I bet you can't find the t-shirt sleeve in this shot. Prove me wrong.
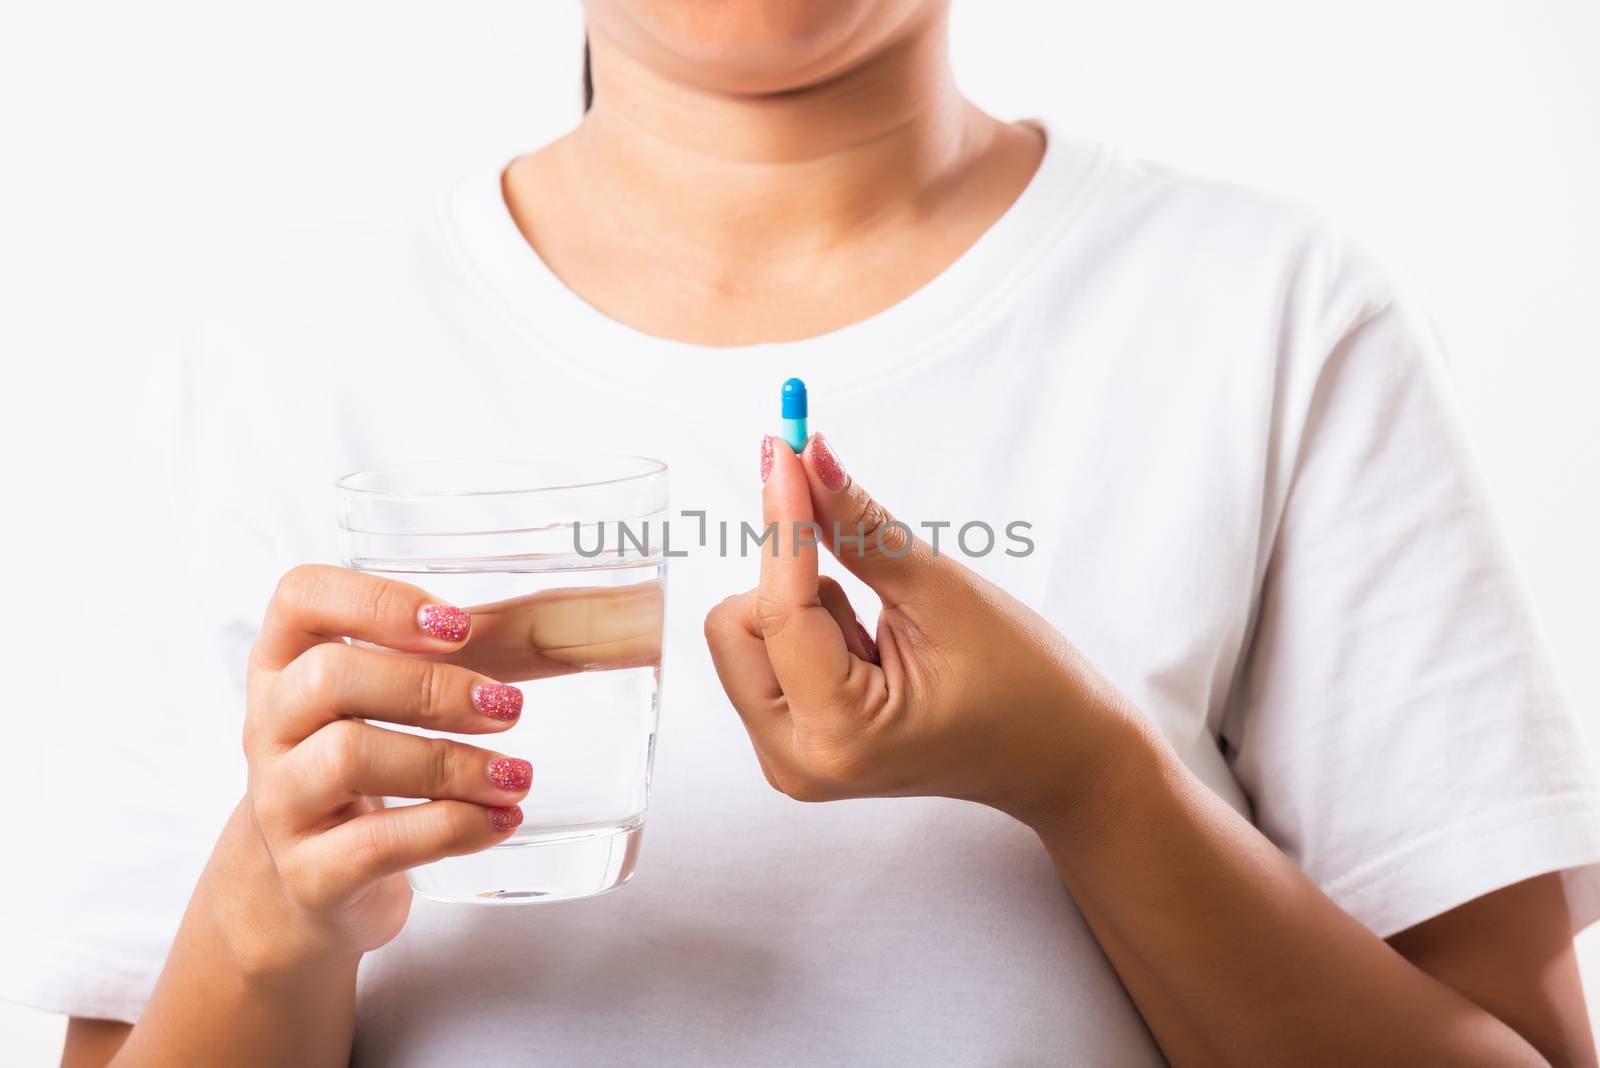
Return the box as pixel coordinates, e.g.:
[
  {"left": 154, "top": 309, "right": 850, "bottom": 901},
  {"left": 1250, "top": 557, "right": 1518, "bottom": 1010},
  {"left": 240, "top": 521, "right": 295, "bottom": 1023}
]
[
  {"left": 1221, "top": 264, "right": 1600, "bottom": 939},
  {"left": 0, "top": 340, "right": 278, "bottom": 1022}
]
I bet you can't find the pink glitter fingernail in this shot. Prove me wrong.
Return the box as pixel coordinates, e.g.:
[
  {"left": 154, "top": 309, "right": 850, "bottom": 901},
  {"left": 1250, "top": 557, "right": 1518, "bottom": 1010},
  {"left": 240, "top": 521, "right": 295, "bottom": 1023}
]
[
  {"left": 856, "top": 620, "right": 880, "bottom": 665},
  {"left": 759, "top": 435, "right": 774, "bottom": 484},
  {"left": 488, "top": 805, "right": 524, "bottom": 832},
  {"left": 811, "top": 434, "right": 848, "bottom": 492},
  {"left": 418, "top": 604, "right": 471, "bottom": 642},
  {"left": 472, "top": 683, "right": 523, "bottom": 721},
  {"left": 487, "top": 758, "right": 533, "bottom": 791}
]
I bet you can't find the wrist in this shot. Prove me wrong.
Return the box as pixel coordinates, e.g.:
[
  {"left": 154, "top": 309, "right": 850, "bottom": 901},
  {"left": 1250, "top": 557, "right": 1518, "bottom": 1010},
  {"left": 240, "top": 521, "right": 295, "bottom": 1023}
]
[
  {"left": 201, "top": 799, "right": 362, "bottom": 986},
  {"left": 123, "top": 798, "right": 362, "bottom": 1068},
  {"left": 1001, "top": 687, "right": 1172, "bottom": 841}
]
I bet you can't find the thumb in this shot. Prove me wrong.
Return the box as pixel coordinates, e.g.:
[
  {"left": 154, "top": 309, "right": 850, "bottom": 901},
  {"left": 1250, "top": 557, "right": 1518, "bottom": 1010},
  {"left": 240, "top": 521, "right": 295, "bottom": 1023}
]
[{"left": 800, "top": 433, "right": 944, "bottom": 605}]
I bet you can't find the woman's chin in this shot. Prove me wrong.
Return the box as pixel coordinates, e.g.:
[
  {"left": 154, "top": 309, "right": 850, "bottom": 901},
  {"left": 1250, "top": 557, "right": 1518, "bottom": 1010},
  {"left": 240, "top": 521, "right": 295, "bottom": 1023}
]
[{"left": 588, "top": 0, "right": 928, "bottom": 95}]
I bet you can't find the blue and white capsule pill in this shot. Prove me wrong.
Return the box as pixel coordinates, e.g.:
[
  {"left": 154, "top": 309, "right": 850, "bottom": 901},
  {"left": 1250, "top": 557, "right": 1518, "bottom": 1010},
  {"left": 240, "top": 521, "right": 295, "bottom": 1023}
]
[{"left": 781, "top": 377, "right": 808, "bottom": 452}]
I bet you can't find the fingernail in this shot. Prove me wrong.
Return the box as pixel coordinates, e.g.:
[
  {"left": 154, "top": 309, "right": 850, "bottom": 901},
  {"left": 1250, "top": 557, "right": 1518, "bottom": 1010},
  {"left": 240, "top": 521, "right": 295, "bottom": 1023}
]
[
  {"left": 488, "top": 805, "right": 524, "bottom": 832},
  {"left": 856, "top": 620, "right": 880, "bottom": 665},
  {"left": 472, "top": 683, "right": 523, "bottom": 721},
  {"left": 487, "top": 758, "right": 533, "bottom": 791},
  {"left": 811, "top": 434, "right": 848, "bottom": 492},
  {"left": 759, "top": 435, "right": 774, "bottom": 484},
  {"left": 418, "top": 604, "right": 471, "bottom": 642}
]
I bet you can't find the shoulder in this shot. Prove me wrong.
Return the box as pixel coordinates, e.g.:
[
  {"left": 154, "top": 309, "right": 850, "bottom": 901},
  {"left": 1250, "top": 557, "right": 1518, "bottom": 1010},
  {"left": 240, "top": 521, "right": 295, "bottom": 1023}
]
[
  {"left": 141, "top": 171, "right": 505, "bottom": 532},
  {"left": 165, "top": 168, "right": 510, "bottom": 414},
  {"left": 1047, "top": 131, "right": 1416, "bottom": 340},
  {"left": 189, "top": 180, "right": 469, "bottom": 352}
]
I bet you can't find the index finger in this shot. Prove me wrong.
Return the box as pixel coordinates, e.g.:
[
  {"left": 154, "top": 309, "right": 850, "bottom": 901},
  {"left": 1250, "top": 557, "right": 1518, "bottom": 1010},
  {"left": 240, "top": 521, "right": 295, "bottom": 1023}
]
[
  {"left": 759, "top": 437, "right": 821, "bottom": 613},
  {"left": 758, "top": 437, "right": 852, "bottom": 701},
  {"left": 252, "top": 564, "right": 471, "bottom": 673},
  {"left": 435, "top": 581, "right": 664, "bottom": 681}
]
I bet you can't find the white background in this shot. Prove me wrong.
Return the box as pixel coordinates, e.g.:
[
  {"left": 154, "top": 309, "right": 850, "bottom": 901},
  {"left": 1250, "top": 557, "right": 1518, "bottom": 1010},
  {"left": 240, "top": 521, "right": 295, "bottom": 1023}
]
[{"left": 2, "top": 0, "right": 1597, "bottom": 1061}]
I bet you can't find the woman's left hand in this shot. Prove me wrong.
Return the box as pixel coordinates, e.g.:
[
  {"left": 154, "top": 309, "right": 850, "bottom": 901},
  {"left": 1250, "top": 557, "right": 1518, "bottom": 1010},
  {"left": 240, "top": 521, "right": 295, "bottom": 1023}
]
[{"left": 704, "top": 435, "right": 1151, "bottom": 827}]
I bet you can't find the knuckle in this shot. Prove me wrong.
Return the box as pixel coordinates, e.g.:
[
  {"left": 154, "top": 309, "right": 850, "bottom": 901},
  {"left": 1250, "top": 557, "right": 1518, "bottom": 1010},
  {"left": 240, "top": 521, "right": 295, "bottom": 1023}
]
[
  {"left": 422, "top": 737, "right": 456, "bottom": 796},
  {"left": 272, "top": 564, "right": 326, "bottom": 612},
  {"left": 844, "top": 492, "right": 887, "bottom": 538},
  {"left": 399, "top": 802, "right": 465, "bottom": 862},
  {"left": 779, "top": 772, "right": 832, "bottom": 804},
  {"left": 793, "top": 722, "right": 873, "bottom": 793},
  {"left": 838, "top": 492, "right": 909, "bottom": 561},
  {"left": 251, "top": 782, "right": 294, "bottom": 836},
  {"left": 873, "top": 516, "right": 912, "bottom": 558},
  {"left": 313, "top": 719, "right": 366, "bottom": 793},
  {"left": 241, "top": 707, "right": 264, "bottom": 756},
  {"left": 750, "top": 751, "right": 834, "bottom": 804},
  {"left": 440, "top": 804, "right": 478, "bottom": 853},
  {"left": 755, "top": 759, "right": 783, "bottom": 793},
  {"left": 278, "top": 852, "right": 335, "bottom": 910},
  {"left": 808, "top": 744, "right": 870, "bottom": 790},
  {"left": 702, "top": 598, "right": 740, "bottom": 643},
  {"left": 292, "top": 644, "right": 343, "bottom": 713},
  {"left": 753, "top": 594, "right": 791, "bottom": 639},
  {"left": 413, "top": 660, "right": 447, "bottom": 726},
  {"left": 701, "top": 603, "right": 723, "bottom": 641},
  {"left": 356, "top": 578, "right": 404, "bottom": 629},
  {"left": 348, "top": 816, "right": 394, "bottom": 876}
]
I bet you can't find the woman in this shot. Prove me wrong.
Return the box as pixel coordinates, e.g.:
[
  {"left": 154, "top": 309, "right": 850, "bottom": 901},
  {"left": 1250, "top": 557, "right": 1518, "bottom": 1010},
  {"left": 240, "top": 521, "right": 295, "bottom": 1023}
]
[{"left": 19, "top": 1, "right": 1600, "bottom": 1064}]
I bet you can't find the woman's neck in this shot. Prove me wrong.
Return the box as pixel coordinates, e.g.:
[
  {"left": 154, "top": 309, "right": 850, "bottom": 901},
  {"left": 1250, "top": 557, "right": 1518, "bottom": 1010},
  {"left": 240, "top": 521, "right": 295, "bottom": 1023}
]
[
  {"left": 502, "top": 15, "right": 1044, "bottom": 345},
  {"left": 573, "top": 13, "right": 974, "bottom": 259}
]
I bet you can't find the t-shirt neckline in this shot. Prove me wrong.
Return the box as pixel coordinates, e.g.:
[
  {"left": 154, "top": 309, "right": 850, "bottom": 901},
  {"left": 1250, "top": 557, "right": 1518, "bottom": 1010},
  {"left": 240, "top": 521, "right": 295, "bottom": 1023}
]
[{"left": 442, "top": 120, "right": 1111, "bottom": 397}]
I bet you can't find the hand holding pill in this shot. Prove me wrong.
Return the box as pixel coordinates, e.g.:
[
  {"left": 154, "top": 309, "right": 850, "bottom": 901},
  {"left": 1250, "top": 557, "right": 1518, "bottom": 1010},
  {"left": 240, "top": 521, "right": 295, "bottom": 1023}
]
[{"left": 704, "top": 390, "right": 1153, "bottom": 826}]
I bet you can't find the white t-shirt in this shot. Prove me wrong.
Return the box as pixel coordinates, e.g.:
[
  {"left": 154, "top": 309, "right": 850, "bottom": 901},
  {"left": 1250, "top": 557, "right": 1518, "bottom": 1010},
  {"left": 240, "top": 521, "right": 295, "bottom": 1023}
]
[{"left": 6, "top": 126, "right": 1600, "bottom": 1066}]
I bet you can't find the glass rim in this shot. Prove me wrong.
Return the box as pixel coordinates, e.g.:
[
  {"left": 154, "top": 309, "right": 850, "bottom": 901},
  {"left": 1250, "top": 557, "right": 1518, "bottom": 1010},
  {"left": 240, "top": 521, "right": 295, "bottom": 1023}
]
[{"left": 333, "top": 454, "right": 669, "bottom": 501}]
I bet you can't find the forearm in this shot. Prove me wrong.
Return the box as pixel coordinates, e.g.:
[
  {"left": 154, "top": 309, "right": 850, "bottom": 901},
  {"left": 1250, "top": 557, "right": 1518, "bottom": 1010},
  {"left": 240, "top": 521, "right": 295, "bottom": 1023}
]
[
  {"left": 111, "top": 800, "right": 359, "bottom": 1068},
  {"left": 1032, "top": 723, "right": 1548, "bottom": 1068}
]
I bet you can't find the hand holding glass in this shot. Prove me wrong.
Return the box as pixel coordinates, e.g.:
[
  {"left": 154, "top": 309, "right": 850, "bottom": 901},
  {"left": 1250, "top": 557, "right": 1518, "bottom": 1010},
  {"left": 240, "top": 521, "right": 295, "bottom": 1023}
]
[{"left": 338, "top": 457, "right": 668, "bottom": 904}]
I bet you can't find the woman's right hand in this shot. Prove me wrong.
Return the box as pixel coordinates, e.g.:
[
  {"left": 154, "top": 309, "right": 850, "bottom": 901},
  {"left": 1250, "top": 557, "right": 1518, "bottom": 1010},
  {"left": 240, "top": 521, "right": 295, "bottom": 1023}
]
[{"left": 232, "top": 564, "right": 533, "bottom": 971}]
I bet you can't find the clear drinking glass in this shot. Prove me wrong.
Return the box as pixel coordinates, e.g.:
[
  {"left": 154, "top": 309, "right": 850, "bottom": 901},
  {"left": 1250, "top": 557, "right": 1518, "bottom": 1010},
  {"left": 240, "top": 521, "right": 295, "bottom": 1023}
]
[{"left": 336, "top": 456, "right": 668, "bottom": 904}]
